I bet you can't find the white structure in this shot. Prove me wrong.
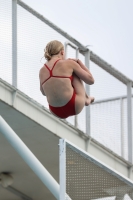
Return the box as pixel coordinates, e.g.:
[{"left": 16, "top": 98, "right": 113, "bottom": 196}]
[{"left": 0, "top": 0, "right": 133, "bottom": 199}]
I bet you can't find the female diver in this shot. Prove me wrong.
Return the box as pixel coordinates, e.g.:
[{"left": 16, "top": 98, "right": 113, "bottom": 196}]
[{"left": 39, "top": 40, "right": 95, "bottom": 119}]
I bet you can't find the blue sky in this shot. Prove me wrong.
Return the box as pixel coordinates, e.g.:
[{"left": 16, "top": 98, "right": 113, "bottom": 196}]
[{"left": 23, "top": 0, "right": 133, "bottom": 80}]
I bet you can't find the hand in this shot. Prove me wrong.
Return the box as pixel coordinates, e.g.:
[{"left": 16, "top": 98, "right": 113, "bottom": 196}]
[{"left": 68, "top": 58, "right": 79, "bottom": 63}]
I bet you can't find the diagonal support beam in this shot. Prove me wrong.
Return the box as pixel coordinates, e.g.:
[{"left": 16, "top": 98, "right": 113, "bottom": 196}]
[{"left": 0, "top": 116, "right": 59, "bottom": 200}]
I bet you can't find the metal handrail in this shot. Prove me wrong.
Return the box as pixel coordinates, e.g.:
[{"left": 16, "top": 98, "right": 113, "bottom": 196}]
[
  {"left": 11, "top": 0, "right": 133, "bottom": 163},
  {"left": 92, "top": 94, "right": 133, "bottom": 104},
  {"left": 17, "top": 0, "right": 133, "bottom": 87}
]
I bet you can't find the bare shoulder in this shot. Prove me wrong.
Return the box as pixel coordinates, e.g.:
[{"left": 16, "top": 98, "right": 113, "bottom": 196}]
[{"left": 59, "top": 59, "right": 78, "bottom": 68}]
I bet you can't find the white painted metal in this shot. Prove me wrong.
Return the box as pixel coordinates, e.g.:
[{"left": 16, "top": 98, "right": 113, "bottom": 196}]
[
  {"left": 65, "top": 139, "right": 133, "bottom": 187},
  {"left": 85, "top": 50, "right": 90, "bottom": 135},
  {"left": 75, "top": 48, "right": 79, "bottom": 61},
  {"left": 12, "top": 90, "right": 17, "bottom": 106},
  {"left": 0, "top": 116, "right": 60, "bottom": 200},
  {"left": 64, "top": 42, "right": 68, "bottom": 59},
  {"left": 93, "top": 94, "right": 133, "bottom": 104},
  {"left": 120, "top": 98, "right": 124, "bottom": 158},
  {"left": 90, "top": 51, "right": 133, "bottom": 86},
  {"left": 12, "top": 0, "right": 17, "bottom": 88},
  {"left": 61, "top": 139, "right": 133, "bottom": 200},
  {"left": 13, "top": 0, "right": 133, "bottom": 162},
  {"left": 74, "top": 48, "right": 79, "bottom": 129},
  {"left": 65, "top": 42, "right": 77, "bottom": 50},
  {"left": 0, "top": 79, "right": 133, "bottom": 180},
  {"left": 127, "top": 81, "right": 133, "bottom": 163},
  {"left": 59, "top": 139, "right": 66, "bottom": 200},
  {"left": 64, "top": 42, "right": 79, "bottom": 129},
  {"left": 129, "top": 166, "right": 133, "bottom": 179},
  {"left": 17, "top": 0, "right": 133, "bottom": 86},
  {"left": 17, "top": 0, "right": 85, "bottom": 52}
]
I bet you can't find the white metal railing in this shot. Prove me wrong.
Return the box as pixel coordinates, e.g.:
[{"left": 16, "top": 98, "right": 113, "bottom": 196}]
[
  {"left": 12, "top": 0, "right": 17, "bottom": 87},
  {"left": 2, "top": 0, "right": 133, "bottom": 163},
  {"left": 92, "top": 94, "right": 133, "bottom": 159},
  {"left": 64, "top": 42, "right": 91, "bottom": 135},
  {"left": 59, "top": 139, "right": 133, "bottom": 200},
  {"left": 64, "top": 41, "right": 133, "bottom": 162}
]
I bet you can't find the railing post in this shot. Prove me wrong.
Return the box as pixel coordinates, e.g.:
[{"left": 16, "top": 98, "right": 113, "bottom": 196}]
[
  {"left": 59, "top": 139, "right": 66, "bottom": 200},
  {"left": 64, "top": 42, "right": 68, "bottom": 59},
  {"left": 120, "top": 98, "right": 124, "bottom": 158},
  {"left": 127, "top": 81, "right": 133, "bottom": 163},
  {"left": 74, "top": 48, "right": 79, "bottom": 128},
  {"left": 85, "top": 50, "right": 90, "bottom": 135},
  {"left": 12, "top": 0, "right": 17, "bottom": 87}
]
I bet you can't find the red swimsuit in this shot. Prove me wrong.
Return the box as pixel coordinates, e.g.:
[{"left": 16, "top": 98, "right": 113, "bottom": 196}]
[{"left": 42, "top": 59, "right": 76, "bottom": 119}]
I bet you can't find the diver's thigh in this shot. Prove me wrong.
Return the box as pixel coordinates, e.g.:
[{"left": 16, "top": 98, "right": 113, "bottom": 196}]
[
  {"left": 72, "top": 74, "right": 85, "bottom": 97},
  {"left": 74, "top": 95, "right": 85, "bottom": 114}
]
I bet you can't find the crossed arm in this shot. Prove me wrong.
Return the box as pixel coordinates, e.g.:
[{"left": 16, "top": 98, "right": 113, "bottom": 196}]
[
  {"left": 39, "top": 58, "right": 94, "bottom": 96},
  {"left": 68, "top": 58, "right": 94, "bottom": 85}
]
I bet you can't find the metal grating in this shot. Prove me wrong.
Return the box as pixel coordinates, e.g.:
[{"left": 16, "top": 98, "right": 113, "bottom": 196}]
[
  {"left": 90, "top": 100, "right": 121, "bottom": 156},
  {"left": 65, "top": 142, "right": 133, "bottom": 200}
]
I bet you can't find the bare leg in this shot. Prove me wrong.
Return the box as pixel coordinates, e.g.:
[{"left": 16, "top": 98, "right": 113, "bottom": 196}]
[{"left": 72, "top": 74, "right": 94, "bottom": 114}]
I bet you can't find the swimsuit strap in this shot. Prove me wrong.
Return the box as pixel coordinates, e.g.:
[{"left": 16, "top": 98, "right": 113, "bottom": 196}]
[
  {"left": 44, "top": 59, "right": 61, "bottom": 77},
  {"left": 42, "top": 59, "right": 73, "bottom": 85},
  {"left": 51, "top": 59, "right": 61, "bottom": 72}
]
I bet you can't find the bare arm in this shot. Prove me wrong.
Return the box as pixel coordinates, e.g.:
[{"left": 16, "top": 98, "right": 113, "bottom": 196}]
[
  {"left": 68, "top": 59, "right": 94, "bottom": 85},
  {"left": 77, "top": 59, "right": 90, "bottom": 72},
  {"left": 39, "top": 69, "right": 46, "bottom": 96},
  {"left": 40, "top": 82, "right": 46, "bottom": 96}
]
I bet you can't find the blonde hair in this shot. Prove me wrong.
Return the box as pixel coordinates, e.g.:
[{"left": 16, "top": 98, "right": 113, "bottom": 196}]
[{"left": 44, "top": 40, "right": 64, "bottom": 61}]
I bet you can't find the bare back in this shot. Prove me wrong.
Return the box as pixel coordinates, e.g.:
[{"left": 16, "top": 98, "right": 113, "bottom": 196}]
[{"left": 39, "top": 59, "right": 74, "bottom": 107}]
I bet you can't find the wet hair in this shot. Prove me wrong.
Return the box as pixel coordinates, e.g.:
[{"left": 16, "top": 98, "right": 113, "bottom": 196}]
[{"left": 44, "top": 40, "right": 64, "bottom": 61}]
